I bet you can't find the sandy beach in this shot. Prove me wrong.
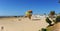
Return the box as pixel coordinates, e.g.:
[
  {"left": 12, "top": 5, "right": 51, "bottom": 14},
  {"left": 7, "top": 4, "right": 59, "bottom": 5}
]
[{"left": 0, "top": 16, "right": 48, "bottom": 31}]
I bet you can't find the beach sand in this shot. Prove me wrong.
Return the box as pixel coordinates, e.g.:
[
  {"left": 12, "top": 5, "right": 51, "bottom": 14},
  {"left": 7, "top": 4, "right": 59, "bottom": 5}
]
[{"left": 0, "top": 16, "right": 48, "bottom": 31}]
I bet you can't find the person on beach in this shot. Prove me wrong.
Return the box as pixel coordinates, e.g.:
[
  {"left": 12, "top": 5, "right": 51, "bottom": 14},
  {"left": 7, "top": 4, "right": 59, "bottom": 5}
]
[
  {"left": 25, "top": 10, "right": 33, "bottom": 19},
  {"left": 46, "top": 11, "right": 56, "bottom": 27},
  {"left": 46, "top": 16, "right": 60, "bottom": 31}
]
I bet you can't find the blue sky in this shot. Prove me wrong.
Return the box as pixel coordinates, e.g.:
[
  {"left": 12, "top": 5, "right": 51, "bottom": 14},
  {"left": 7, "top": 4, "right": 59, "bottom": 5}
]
[{"left": 0, "top": 0, "right": 60, "bottom": 16}]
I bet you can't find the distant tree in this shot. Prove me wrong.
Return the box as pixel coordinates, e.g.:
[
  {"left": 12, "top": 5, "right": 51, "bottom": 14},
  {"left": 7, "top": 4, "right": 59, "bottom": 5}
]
[
  {"left": 14, "top": 16, "right": 17, "bottom": 17},
  {"left": 44, "top": 13, "right": 46, "bottom": 15}
]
